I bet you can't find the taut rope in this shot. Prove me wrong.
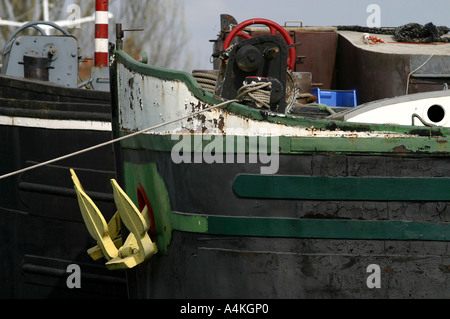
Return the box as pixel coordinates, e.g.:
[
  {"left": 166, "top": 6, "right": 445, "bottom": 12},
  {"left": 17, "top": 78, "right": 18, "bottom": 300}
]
[{"left": 0, "top": 99, "right": 238, "bottom": 180}]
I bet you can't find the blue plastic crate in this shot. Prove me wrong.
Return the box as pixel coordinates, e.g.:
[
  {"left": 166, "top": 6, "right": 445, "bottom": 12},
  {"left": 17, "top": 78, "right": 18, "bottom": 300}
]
[{"left": 311, "top": 88, "right": 357, "bottom": 107}]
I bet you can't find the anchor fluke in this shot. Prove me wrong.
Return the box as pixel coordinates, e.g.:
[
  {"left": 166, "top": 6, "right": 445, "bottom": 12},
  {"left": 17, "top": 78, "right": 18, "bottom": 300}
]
[{"left": 70, "top": 169, "right": 157, "bottom": 270}]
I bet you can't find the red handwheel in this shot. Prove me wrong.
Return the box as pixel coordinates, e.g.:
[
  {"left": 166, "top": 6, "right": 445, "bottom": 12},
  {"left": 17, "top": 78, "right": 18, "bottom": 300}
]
[{"left": 222, "top": 18, "right": 296, "bottom": 71}]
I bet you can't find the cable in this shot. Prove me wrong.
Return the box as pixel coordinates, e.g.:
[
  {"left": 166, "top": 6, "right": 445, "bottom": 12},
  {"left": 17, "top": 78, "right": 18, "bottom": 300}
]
[
  {"left": 406, "top": 54, "right": 435, "bottom": 94},
  {"left": 0, "top": 99, "right": 238, "bottom": 180}
]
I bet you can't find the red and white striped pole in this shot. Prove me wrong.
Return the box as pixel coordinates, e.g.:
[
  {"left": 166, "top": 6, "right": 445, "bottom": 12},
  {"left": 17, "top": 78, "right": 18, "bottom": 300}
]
[{"left": 94, "top": 0, "right": 109, "bottom": 67}]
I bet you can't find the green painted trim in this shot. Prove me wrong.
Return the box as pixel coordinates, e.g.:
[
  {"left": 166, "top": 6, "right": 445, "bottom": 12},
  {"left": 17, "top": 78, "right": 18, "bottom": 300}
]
[
  {"left": 121, "top": 160, "right": 450, "bottom": 246},
  {"left": 114, "top": 50, "right": 450, "bottom": 138},
  {"left": 123, "top": 162, "right": 173, "bottom": 254},
  {"left": 171, "top": 212, "right": 208, "bottom": 233},
  {"left": 289, "top": 136, "right": 450, "bottom": 154},
  {"left": 233, "top": 174, "right": 450, "bottom": 201},
  {"left": 118, "top": 132, "right": 450, "bottom": 156},
  {"left": 170, "top": 212, "right": 450, "bottom": 241}
]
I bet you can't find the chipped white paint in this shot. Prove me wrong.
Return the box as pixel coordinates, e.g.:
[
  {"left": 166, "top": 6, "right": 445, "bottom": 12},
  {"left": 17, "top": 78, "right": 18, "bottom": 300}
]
[
  {"left": 118, "top": 63, "right": 419, "bottom": 139},
  {"left": 118, "top": 64, "right": 200, "bottom": 133}
]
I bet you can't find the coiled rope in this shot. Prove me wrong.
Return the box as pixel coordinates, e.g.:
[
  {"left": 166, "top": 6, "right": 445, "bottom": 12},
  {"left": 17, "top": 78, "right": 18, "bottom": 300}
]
[
  {"left": 192, "top": 70, "right": 218, "bottom": 93},
  {"left": 236, "top": 81, "right": 272, "bottom": 109},
  {"left": 0, "top": 99, "right": 238, "bottom": 180},
  {"left": 338, "top": 23, "right": 450, "bottom": 43},
  {"left": 193, "top": 70, "right": 273, "bottom": 109}
]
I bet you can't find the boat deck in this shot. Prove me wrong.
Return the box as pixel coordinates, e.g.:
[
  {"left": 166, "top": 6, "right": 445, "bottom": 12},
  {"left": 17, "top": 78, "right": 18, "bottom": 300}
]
[{"left": 338, "top": 30, "right": 450, "bottom": 55}]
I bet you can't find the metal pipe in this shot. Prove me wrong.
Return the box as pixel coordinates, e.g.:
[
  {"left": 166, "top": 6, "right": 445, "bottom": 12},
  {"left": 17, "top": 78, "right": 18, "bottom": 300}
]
[{"left": 95, "top": 0, "right": 109, "bottom": 67}]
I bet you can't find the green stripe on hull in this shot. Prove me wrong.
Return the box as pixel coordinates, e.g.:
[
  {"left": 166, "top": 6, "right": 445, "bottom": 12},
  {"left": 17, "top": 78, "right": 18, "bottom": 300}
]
[
  {"left": 289, "top": 136, "right": 450, "bottom": 154},
  {"left": 180, "top": 214, "right": 450, "bottom": 241},
  {"left": 122, "top": 161, "right": 450, "bottom": 255},
  {"left": 168, "top": 211, "right": 450, "bottom": 241},
  {"left": 118, "top": 131, "right": 450, "bottom": 155},
  {"left": 233, "top": 174, "right": 450, "bottom": 201}
]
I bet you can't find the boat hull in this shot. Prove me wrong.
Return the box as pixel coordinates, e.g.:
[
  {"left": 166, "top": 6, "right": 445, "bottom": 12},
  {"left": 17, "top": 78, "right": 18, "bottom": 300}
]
[
  {"left": 110, "top": 47, "right": 450, "bottom": 298},
  {"left": 119, "top": 147, "right": 450, "bottom": 299},
  {"left": 0, "top": 75, "right": 127, "bottom": 298},
  {"left": 128, "top": 232, "right": 450, "bottom": 298}
]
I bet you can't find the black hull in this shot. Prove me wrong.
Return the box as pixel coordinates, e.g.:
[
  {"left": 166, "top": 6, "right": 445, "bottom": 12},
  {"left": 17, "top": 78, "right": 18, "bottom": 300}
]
[
  {"left": 122, "top": 149, "right": 450, "bottom": 299},
  {"left": 128, "top": 232, "right": 450, "bottom": 299},
  {"left": 124, "top": 149, "right": 450, "bottom": 221},
  {"left": 0, "top": 76, "right": 127, "bottom": 298}
]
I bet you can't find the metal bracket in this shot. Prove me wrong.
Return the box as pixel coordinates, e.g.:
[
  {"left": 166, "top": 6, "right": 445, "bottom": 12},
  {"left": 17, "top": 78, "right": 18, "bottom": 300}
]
[
  {"left": 411, "top": 113, "right": 436, "bottom": 127},
  {"left": 115, "top": 23, "right": 144, "bottom": 50}
]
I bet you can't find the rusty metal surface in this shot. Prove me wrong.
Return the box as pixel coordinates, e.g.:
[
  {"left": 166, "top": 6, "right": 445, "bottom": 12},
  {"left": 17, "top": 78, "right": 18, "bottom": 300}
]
[
  {"left": 336, "top": 34, "right": 409, "bottom": 103},
  {"left": 248, "top": 30, "right": 338, "bottom": 90},
  {"left": 291, "top": 31, "right": 338, "bottom": 89}
]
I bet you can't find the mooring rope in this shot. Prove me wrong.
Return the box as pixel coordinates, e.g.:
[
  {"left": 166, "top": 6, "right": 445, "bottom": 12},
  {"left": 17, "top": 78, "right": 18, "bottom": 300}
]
[
  {"left": 0, "top": 99, "right": 238, "bottom": 180},
  {"left": 236, "top": 81, "right": 272, "bottom": 109},
  {"left": 192, "top": 71, "right": 218, "bottom": 93},
  {"left": 406, "top": 54, "right": 435, "bottom": 94}
]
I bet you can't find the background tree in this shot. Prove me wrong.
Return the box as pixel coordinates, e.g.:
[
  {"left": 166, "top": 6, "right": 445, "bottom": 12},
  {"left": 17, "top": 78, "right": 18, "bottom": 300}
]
[
  {"left": 111, "top": 0, "right": 191, "bottom": 71},
  {"left": 0, "top": 0, "right": 191, "bottom": 71}
]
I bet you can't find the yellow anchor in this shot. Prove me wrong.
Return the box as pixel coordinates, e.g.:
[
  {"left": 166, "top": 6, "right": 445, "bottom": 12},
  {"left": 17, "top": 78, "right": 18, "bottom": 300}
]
[{"left": 70, "top": 169, "right": 157, "bottom": 270}]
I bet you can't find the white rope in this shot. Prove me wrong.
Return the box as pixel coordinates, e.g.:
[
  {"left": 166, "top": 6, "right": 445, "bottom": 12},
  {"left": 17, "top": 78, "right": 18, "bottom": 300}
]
[
  {"left": 236, "top": 81, "right": 272, "bottom": 109},
  {"left": 0, "top": 99, "right": 238, "bottom": 180},
  {"left": 406, "top": 54, "right": 435, "bottom": 94},
  {"left": 192, "top": 71, "right": 218, "bottom": 93}
]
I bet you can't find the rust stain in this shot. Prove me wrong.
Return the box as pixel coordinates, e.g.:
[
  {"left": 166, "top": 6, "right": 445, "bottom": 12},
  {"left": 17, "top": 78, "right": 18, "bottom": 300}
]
[
  {"left": 439, "top": 265, "right": 450, "bottom": 273},
  {"left": 383, "top": 266, "right": 394, "bottom": 274},
  {"left": 341, "top": 258, "right": 357, "bottom": 270},
  {"left": 393, "top": 145, "right": 409, "bottom": 153},
  {"left": 436, "top": 139, "right": 448, "bottom": 151},
  {"left": 217, "top": 115, "right": 225, "bottom": 131},
  {"left": 272, "top": 255, "right": 279, "bottom": 266}
]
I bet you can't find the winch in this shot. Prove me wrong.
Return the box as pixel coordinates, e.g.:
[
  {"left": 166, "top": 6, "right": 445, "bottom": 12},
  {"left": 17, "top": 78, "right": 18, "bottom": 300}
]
[{"left": 214, "top": 18, "right": 297, "bottom": 113}]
